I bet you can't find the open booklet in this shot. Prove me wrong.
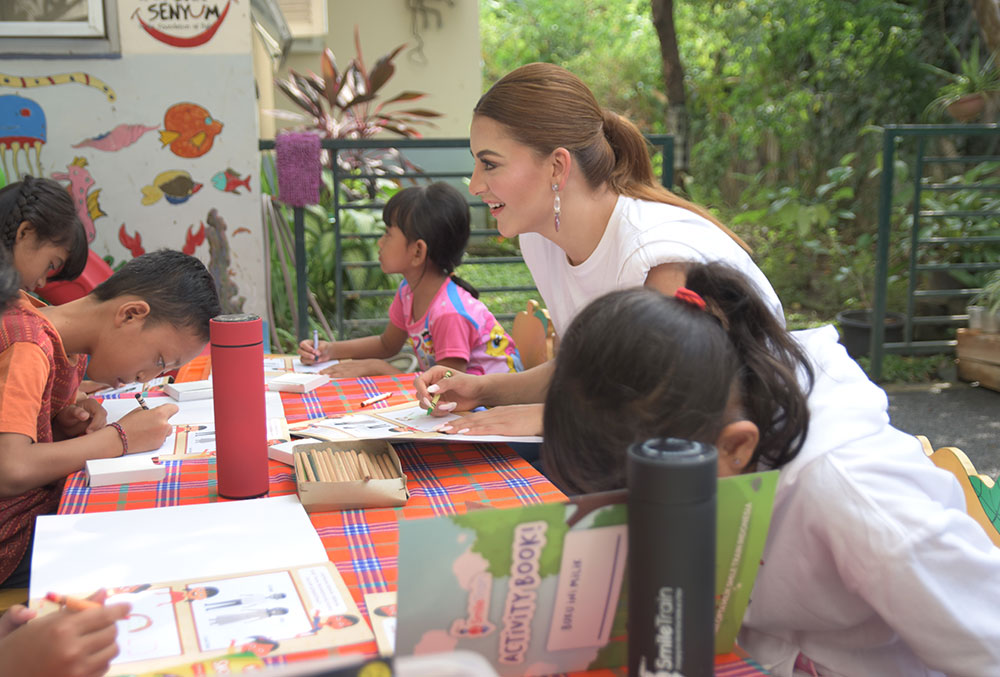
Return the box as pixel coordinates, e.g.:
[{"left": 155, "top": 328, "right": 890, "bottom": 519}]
[
  {"left": 290, "top": 402, "right": 543, "bottom": 445},
  {"left": 394, "top": 471, "right": 779, "bottom": 675},
  {"left": 29, "top": 496, "right": 373, "bottom": 676}
]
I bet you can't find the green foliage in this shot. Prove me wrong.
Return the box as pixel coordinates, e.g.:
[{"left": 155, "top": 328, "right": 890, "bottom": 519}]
[
  {"left": 915, "top": 161, "right": 1000, "bottom": 288},
  {"left": 855, "top": 353, "right": 956, "bottom": 382},
  {"left": 973, "top": 270, "right": 1000, "bottom": 313},
  {"left": 480, "top": 0, "right": 666, "bottom": 130}
]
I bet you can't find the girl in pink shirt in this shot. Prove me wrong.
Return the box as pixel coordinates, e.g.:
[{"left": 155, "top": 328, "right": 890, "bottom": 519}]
[{"left": 299, "top": 183, "right": 521, "bottom": 377}]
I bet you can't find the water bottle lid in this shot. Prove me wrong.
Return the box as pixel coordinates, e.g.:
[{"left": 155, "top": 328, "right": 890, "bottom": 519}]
[
  {"left": 627, "top": 438, "right": 717, "bottom": 503},
  {"left": 210, "top": 313, "right": 262, "bottom": 347}
]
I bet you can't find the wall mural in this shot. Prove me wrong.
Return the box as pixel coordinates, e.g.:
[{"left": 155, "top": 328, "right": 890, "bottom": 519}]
[
  {"left": 160, "top": 102, "right": 223, "bottom": 158},
  {"left": 0, "top": 70, "right": 116, "bottom": 181},
  {"left": 0, "top": 49, "right": 261, "bottom": 316},
  {"left": 73, "top": 124, "right": 159, "bottom": 152},
  {"left": 211, "top": 168, "right": 250, "bottom": 195},
  {"left": 51, "top": 157, "right": 104, "bottom": 242},
  {"left": 141, "top": 169, "right": 203, "bottom": 205}
]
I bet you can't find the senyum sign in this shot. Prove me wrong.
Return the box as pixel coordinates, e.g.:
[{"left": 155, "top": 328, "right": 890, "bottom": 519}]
[{"left": 131, "top": 0, "right": 236, "bottom": 48}]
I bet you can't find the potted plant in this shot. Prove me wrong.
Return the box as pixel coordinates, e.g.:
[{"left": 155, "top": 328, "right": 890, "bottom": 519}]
[
  {"left": 969, "top": 270, "right": 1000, "bottom": 333},
  {"left": 924, "top": 38, "right": 1000, "bottom": 122}
]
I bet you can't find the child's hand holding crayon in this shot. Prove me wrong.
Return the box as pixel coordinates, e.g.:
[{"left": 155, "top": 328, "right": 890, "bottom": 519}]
[
  {"left": 415, "top": 366, "right": 478, "bottom": 415},
  {"left": 0, "top": 596, "right": 131, "bottom": 677}
]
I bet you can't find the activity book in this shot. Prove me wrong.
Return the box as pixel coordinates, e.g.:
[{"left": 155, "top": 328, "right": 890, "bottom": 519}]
[{"left": 395, "top": 471, "right": 779, "bottom": 675}]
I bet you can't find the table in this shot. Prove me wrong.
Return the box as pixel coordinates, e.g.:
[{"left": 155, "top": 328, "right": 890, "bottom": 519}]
[{"left": 58, "top": 359, "right": 769, "bottom": 676}]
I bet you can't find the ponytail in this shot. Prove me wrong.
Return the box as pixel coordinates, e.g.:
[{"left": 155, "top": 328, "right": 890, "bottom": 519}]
[
  {"left": 475, "top": 63, "right": 751, "bottom": 252},
  {"left": 685, "top": 264, "right": 813, "bottom": 469},
  {"left": 449, "top": 273, "right": 479, "bottom": 299},
  {"left": 541, "top": 262, "right": 812, "bottom": 496}
]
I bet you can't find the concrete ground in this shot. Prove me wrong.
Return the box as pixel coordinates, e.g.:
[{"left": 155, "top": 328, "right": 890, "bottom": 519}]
[{"left": 885, "top": 381, "right": 1000, "bottom": 478}]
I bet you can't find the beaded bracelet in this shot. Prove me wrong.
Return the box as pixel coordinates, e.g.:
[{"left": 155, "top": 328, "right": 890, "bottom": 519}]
[{"left": 109, "top": 422, "right": 128, "bottom": 456}]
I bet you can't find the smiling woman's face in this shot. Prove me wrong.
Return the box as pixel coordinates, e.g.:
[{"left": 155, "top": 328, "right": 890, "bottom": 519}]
[{"left": 468, "top": 116, "right": 556, "bottom": 239}]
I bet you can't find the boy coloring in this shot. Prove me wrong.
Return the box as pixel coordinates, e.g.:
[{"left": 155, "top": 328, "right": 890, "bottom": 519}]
[{"left": 0, "top": 250, "right": 221, "bottom": 588}]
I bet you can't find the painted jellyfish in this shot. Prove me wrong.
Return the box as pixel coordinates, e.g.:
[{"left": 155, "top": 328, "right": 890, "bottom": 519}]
[{"left": 0, "top": 94, "right": 46, "bottom": 179}]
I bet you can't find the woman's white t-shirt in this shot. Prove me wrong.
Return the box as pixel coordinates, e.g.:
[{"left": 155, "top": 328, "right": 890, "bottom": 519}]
[{"left": 519, "top": 195, "right": 783, "bottom": 336}]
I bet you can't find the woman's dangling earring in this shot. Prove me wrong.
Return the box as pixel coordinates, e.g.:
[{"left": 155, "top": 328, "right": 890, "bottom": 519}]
[{"left": 552, "top": 183, "right": 561, "bottom": 232}]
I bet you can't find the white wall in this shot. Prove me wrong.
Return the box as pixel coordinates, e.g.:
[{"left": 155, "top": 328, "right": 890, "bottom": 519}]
[{"left": 0, "top": 0, "right": 266, "bottom": 316}]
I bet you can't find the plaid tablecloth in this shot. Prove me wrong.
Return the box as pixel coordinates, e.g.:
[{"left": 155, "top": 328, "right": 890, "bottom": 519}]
[{"left": 59, "top": 365, "right": 769, "bottom": 676}]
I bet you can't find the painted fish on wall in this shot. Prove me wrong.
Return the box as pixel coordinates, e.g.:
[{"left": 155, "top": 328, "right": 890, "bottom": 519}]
[
  {"left": 159, "top": 102, "right": 223, "bottom": 158},
  {"left": 211, "top": 168, "right": 251, "bottom": 195},
  {"left": 141, "top": 170, "right": 203, "bottom": 205},
  {"left": 73, "top": 123, "right": 159, "bottom": 152}
]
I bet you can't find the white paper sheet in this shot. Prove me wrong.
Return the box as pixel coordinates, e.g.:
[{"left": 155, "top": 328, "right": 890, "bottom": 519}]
[
  {"left": 292, "top": 357, "right": 339, "bottom": 373},
  {"left": 29, "top": 495, "right": 327, "bottom": 599},
  {"left": 294, "top": 404, "right": 542, "bottom": 444},
  {"left": 101, "top": 391, "right": 286, "bottom": 425}
]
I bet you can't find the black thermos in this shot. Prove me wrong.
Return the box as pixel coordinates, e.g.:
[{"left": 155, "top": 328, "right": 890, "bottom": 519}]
[{"left": 627, "top": 438, "right": 717, "bottom": 677}]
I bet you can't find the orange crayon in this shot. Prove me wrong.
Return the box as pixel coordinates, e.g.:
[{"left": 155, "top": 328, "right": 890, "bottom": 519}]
[{"left": 45, "top": 592, "right": 102, "bottom": 611}]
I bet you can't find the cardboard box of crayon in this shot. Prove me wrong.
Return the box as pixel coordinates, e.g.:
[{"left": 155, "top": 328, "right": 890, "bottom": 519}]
[{"left": 293, "top": 440, "right": 408, "bottom": 512}]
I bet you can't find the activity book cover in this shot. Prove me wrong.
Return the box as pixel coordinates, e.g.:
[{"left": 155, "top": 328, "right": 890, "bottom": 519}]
[{"left": 395, "top": 471, "right": 778, "bottom": 675}]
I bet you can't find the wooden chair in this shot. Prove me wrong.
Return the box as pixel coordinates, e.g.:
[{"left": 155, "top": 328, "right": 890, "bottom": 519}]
[
  {"left": 0, "top": 587, "right": 28, "bottom": 613},
  {"left": 511, "top": 300, "right": 555, "bottom": 370},
  {"left": 919, "top": 435, "right": 1000, "bottom": 548}
]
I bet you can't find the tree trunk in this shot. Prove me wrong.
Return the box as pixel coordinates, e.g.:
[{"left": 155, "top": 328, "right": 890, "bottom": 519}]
[
  {"left": 650, "top": 0, "right": 690, "bottom": 181},
  {"left": 972, "top": 0, "right": 1000, "bottom": 55}
]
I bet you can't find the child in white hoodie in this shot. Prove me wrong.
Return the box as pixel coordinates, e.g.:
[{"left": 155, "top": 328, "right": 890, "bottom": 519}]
[{"left": 541, "top": 263, "right": 1000, "bottom": 677}]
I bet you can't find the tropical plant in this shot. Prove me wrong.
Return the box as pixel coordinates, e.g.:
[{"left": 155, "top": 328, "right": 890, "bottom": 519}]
[
  {"left": 262, "top": 29, "right": 443, "bottom": 350},
  {"left": 924, "top": 38, "right": 1000, "bottom": 119},
  {"left": 270, "top": 27, "right": 442, "bottom": 199}
]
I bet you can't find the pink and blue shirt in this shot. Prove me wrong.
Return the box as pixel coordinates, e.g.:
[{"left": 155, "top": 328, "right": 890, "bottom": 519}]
[{"left": 389, "top": 278, "right": 522, "bottom": 375}]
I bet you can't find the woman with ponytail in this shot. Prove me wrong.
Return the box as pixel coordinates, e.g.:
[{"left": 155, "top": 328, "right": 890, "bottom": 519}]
[
  {"left": 416, "top": 62, "right": 780, "bottom": 437},
  {"left": 299, "top": 182, "right": 522, "bottom": 377},
  {"left": 0, "top": 175, "right": 87, "bottom": 293},
  {"left": 542, "top": 263, "right": 1000, "bottom": 676}
]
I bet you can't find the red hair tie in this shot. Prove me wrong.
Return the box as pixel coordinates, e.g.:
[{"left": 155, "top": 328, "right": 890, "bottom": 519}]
[{"left": 674, "top": 287, "right": 706, "bottom": 310}]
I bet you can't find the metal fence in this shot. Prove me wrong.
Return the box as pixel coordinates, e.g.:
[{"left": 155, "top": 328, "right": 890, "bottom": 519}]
[
  {"left": 871, "top": 124, "right": 1000, "bottom": 380},
  {"left": 260, "top": 135, "right": 674, "bottom": 339}
]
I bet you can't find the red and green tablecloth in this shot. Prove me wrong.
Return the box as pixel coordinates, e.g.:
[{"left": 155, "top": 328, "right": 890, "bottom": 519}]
[{"left": 58, "top": 360, "right": 769, "bottom": 676}]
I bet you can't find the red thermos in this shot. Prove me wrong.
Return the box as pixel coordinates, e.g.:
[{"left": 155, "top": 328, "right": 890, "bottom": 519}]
[{"left": 211, "top": 313, "right": 269, "bottom": 499}]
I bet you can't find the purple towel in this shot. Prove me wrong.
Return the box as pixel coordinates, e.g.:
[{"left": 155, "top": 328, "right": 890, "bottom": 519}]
[{"left": 275, "top": 131, "right": 321, "bottom": 206}]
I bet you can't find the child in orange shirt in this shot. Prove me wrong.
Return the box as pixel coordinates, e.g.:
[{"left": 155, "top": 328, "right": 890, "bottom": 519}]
[{"left": 0, "top": 249, "right": 222, "bottom": 588}]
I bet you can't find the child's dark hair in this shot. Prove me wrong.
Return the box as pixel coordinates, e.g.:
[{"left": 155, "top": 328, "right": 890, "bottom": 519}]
[
  {"left": 91, "top": 250, "right": 222, "bottom": 342},
  {"left": 382, "top": 182, "right": 479, "bottom": 297},
  {"left": 541, "top": 263, "right": 813, "bottom": 495},
  {"left": 0, "top": 250, "right": 21, "bottom": 312},
  {"left": 0, "top": 175, "right": 88, "bottom": 282}
]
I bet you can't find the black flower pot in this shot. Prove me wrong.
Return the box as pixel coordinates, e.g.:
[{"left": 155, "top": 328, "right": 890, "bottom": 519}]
[{"left": 835, "top": 310, "right": 906, "bottom": 358}]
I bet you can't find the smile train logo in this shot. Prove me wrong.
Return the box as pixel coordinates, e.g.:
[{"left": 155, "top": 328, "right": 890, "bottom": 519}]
[{"left": 131, "top": 0, "right": 235, "bottom": 48}]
